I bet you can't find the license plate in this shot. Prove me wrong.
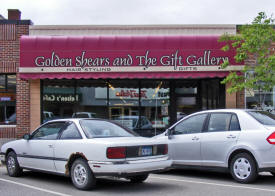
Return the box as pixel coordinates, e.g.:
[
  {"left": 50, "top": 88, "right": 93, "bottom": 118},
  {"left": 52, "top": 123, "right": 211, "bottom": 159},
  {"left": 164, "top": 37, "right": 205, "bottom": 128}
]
[{"left": 141, "top": 146, "right": 152, "bottom": 156}]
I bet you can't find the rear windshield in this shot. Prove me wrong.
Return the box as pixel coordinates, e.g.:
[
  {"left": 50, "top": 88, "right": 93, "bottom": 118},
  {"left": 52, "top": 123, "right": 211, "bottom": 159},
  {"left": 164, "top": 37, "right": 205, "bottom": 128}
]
[
  {"left": 80, "top": 119, "right": 136, "bottom": 138},
  {"left": 247, "top": 111, "right": 275, "bottom": 126}
]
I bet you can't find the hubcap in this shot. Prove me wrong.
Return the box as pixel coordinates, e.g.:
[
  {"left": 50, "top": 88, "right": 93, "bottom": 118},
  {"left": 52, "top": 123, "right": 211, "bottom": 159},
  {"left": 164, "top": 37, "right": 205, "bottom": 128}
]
[
  {"left": 73, "top": 164, "right": 87, "bottom": 186},
  {"left": 7, "top": 156, "right": 16, "bottom": 173},
  {"left": 233, "top": 157, "right": 251, "bottom": 180}
]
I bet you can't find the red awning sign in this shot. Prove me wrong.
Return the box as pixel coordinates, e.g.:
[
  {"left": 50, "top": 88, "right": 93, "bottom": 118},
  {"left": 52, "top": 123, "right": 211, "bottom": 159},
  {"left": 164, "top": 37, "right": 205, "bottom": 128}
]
[{"left": 20, "top": 35, "right": 244, "bottom": 79}]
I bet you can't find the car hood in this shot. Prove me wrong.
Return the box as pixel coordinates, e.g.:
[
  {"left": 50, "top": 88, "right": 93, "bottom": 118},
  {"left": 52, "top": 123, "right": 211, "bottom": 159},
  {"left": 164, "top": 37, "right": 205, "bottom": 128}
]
[{"left": 88, "top": 136, "right": 165, "bottom": 146}]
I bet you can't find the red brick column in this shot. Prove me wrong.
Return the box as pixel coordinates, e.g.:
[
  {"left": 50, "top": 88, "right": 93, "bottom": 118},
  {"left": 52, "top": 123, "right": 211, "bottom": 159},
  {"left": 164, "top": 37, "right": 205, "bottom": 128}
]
[{"left": 16, "top": 76, "right": 30, "bottom": 138}]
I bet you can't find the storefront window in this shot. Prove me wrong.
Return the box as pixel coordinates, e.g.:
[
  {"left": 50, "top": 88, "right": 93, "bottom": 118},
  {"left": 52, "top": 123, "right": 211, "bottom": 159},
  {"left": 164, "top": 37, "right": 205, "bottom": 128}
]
[
  {"left": 42, "top": 79, "right": 108, "bottom": 123},
  {"left": 175, "top": 80, "right": 198, "bottom": 117},
  {"left": 77, "top": 80, "right": 108, "bottom": 119},
  {"left": 0, "top": 74, "right": 16, "bottom": 125},
  {"left": 108, "top": 80, "right": 140, "bottom": 131},
  {"left": 201, "top": 79, "right": 225, "bottom": 110},
  {"left": 245, "top": 86, "right": 275, "bottom": 114},
  {"left": 140, "top": 80, "right": 170, "bottom": 135},
  {"left": 42, "top": 78, "right": 225, "bottom": 136}
]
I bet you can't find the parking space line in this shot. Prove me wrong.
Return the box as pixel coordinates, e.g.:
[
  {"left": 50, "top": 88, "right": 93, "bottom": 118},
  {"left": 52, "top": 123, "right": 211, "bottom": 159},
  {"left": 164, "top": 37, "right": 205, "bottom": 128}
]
[
  {"left": 150, "top": 176, "right": 275, "bottom": 193},
  {"left": 0, "top": 178, "right": 71, "bottom": 196}
]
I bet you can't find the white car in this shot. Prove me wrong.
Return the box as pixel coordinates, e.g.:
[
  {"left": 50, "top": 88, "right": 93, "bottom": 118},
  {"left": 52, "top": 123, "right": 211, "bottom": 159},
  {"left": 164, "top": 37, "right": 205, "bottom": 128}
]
[
  {"left": 155, "top": 109, "right": 275, "bottom": 183},
  {"left": 0, "top": 119, "right": 171, "bottom": 190}
]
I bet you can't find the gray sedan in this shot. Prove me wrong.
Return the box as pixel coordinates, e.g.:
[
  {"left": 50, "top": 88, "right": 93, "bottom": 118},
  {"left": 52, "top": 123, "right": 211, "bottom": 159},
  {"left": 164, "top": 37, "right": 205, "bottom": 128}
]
[{"left": 155, "top": 109, "right": 275, "bottom": 183}]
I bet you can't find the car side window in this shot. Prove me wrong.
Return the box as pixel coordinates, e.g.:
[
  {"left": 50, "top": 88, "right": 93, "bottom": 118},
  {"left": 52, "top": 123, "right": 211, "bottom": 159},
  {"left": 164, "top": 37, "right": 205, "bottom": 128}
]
[
  {"left": 60, "top": 122, "right": 82, "bottom": 139},
  {"left": 207, "top": 113, "right": 232, "bottom": 132},
  {"left": 229, "top": 114, "right": 241, "bottom": 131},
  {"left": 32, "top": 122, "right": 65, "bottom": 140},
  {"left": 173, "top": 114, "right": 207, "bottom": 135}
]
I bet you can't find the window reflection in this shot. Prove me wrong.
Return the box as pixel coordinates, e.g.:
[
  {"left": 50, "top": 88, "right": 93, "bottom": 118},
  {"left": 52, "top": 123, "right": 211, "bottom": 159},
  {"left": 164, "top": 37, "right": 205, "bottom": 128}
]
[
  {"left": 140, "top": 81, "right": 170, "bottom": 135},
  {"left": 0, "top": 74, "right": 16, "bottom": 125}
]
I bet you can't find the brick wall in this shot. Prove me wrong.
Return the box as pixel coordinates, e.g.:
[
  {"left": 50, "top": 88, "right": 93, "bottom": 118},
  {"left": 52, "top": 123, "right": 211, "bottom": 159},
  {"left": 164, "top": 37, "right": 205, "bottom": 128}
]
[{"left": 0, "top": 20, "right": 31, "bottom": 140}]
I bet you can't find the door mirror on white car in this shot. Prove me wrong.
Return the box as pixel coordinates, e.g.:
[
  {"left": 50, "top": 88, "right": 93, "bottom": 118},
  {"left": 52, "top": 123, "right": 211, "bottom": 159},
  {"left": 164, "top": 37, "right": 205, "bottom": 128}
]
[
  {"left": 23, "top": 134, "right": 30, "bottom": 140},
  {"left": 166, "top": 129, "right": 173, "bottom": 139}
]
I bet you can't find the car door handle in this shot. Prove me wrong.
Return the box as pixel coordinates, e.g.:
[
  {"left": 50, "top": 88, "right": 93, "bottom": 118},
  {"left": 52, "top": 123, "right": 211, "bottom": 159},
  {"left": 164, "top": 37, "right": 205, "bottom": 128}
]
[
  {"left": 227, "top": 135, "right": 237, "bottom": 139},
  {"left": 192, "top": 137, "right": 199, "bottom": 141},
  {"left": 48, "top": 144, "right": 53, "bottom": 148}
]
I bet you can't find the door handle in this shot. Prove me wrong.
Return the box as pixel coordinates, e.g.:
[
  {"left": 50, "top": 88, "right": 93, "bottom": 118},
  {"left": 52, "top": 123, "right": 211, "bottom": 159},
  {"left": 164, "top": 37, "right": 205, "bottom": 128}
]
[
  {"left": 192, "top": 137, "right": 199, "bottom": 141},
  {"left": 227, "top": 135, "right": 236, "bottom": 139},
  {"left": 48, "top": 144, "right": 53, "bottom": 148}
]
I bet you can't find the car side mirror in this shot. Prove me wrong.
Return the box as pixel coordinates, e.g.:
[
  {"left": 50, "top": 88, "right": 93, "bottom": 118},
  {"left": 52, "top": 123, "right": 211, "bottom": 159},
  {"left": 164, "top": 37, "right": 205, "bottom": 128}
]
[
  {"left": 166, "top": 129, "right": 173, "bottom": 140},
  {"left": 23, "top": 134, "right": 30, "bottom": 140}
]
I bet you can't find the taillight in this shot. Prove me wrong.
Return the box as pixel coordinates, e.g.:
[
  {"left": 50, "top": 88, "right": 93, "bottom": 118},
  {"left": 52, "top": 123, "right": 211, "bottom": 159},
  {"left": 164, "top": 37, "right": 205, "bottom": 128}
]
[
  {"left": 107, "top": 147, "right": 126, "bottom": 159},
  {"left": 164, "top": 144, "right": 168, "bottom": 154},
  {"left": 266, "top": 132, "right": 275, "bottom": 144}
]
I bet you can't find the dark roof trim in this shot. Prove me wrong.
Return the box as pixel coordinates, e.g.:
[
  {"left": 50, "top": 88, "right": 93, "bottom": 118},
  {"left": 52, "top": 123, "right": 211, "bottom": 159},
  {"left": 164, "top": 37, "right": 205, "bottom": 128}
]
[{"left": 0, "top": 20, "right": 33, "bottom": 25}]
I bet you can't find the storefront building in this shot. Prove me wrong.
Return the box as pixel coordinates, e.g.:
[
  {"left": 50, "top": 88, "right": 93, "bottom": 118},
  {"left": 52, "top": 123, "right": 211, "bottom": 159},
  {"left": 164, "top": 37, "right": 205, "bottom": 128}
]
[
  {"left": 19, "top": 32, "right": 244, "bottom": 136},
  {"left": 4, "top": 9, "right": 267, "bottom": 145}
]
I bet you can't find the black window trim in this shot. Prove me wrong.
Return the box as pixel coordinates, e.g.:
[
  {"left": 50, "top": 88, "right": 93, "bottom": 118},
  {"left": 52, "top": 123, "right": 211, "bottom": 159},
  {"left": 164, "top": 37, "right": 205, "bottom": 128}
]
[
  {"left": 57, "top": 121, "right": 83, "bottom": 140},
  {"left": 30, "top": 121, "right": 68, "bottom": 140},
  {"left": 204, "top": 112, "right": 241, "bottom": 133}
]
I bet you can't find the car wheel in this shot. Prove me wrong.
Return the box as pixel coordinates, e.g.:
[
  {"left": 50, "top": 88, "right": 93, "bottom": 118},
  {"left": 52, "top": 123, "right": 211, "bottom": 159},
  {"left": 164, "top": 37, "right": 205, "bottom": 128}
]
[
  {"left": 70, "top": 158, "right": 96, "bottom": 190},
  {"left": 6, "top": 151, "right": 23, "bottom": 177},
  {"left": 230, "top": 153, "right": 258, "bottom": 183},
  {"left": 128, "top": 174, "right": 149, "bottom": 183}
]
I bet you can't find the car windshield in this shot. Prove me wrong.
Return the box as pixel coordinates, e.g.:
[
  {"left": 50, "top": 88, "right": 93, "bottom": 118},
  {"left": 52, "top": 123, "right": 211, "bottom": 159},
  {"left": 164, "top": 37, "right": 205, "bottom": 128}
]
[
  {"left": 80, "top": 119, "right": 136, "bottom": 138},
  {"left": 247, "top": 111, "right": 275, "bottom": 126}
]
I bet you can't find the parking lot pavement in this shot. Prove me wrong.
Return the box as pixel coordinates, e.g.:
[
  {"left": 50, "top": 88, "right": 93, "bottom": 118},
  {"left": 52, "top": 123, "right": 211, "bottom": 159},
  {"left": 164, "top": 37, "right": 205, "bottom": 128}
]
[{"left": 1, "top": 166, "right": 275, "bottom": 196}]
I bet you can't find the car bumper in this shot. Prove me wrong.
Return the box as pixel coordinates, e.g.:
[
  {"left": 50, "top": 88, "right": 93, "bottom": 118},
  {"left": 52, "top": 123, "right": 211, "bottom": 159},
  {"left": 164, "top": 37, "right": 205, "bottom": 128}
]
[
  {"left": 0, "top": 152, "right": 5, "bottom": 165},
  {"left": 88, "top": 156, "right": 172, "bottom": 177}
]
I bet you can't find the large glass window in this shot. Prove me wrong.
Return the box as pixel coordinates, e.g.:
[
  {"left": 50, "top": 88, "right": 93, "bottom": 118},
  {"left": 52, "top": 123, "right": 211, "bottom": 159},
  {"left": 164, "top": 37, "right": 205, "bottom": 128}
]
[
  {"left": 246, "top": 86, "right": 275, "bottom": 115},
  {"left": 42, "top": 78, "right": 225, "bottom": 137},
  {"left": 108, "top": 80, "right": 139, "bottom": 130},
  {"left": 0, "top": 74, "right": 16, "bottom": 125},
  {"left": 42, "top": 79, "right": 108, "bottom": 123},
  {"left": 140, "top": 80, "right": 170, "bottom": 135}
]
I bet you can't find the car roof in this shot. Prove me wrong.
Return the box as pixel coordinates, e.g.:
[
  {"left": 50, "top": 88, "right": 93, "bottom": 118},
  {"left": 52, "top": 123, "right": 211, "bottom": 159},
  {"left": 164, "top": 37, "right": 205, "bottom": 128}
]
[{"left": 44, "top": 118, "right": 103, "bottom": 124}]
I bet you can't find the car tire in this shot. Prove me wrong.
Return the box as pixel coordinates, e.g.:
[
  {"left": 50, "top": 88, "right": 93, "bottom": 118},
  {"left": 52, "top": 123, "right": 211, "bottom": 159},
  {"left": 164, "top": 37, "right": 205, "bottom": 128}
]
[
  {"left": 70, "top": 158, "right": 96, "bottom": 190},
  {"left": 128, "top": 174, "right": 149, "bottom": 183},
  {"left": 6, "top": 151, "right": 23, "bottom": 177},
  {"left": 230, "top": 153, "right": 258, "bottom": 183}
]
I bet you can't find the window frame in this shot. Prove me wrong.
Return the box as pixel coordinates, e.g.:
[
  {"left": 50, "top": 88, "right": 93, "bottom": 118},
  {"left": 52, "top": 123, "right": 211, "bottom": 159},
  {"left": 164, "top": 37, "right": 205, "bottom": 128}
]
[{"left": 203, "top": 112, "right": 241, "bottom": 133}]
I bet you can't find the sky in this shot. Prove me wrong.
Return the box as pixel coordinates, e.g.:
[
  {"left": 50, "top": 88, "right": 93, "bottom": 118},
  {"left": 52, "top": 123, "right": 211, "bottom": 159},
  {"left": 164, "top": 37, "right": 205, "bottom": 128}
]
[{"left": 0, "top": 0, "right": 274, "bottom": 25}]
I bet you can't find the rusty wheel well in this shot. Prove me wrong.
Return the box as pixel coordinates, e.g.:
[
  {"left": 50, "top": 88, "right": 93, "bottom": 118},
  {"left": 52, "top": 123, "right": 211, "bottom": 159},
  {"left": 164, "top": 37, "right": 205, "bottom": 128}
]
[
  {"left": 228, "top": 149, "right": 259, "bottom": 170},
  {"left": 65, "top": 153, "right": 88, "bottom": 176}
]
